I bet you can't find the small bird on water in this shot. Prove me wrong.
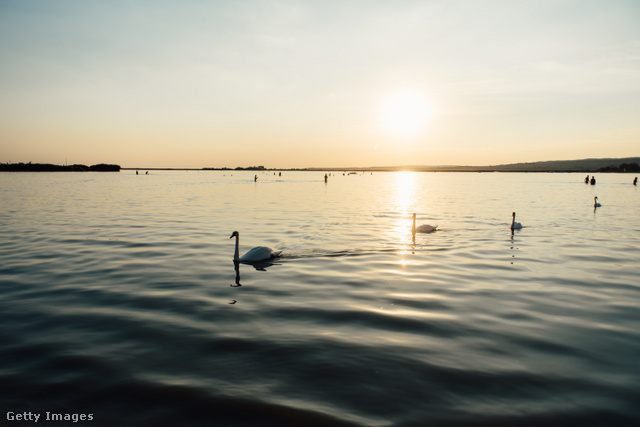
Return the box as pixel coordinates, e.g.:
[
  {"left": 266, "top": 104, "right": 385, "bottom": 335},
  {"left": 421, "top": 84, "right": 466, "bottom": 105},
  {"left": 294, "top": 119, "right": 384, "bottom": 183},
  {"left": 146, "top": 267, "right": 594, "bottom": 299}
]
[
  {"left": 510, "top": 212, "right": 523, "bottom": 230},
  {"left": 412, "top": 213, "right": 438, "bottom": 233},
  {"left": 230, "top": 231, "right": 282, "bottom": 263}
]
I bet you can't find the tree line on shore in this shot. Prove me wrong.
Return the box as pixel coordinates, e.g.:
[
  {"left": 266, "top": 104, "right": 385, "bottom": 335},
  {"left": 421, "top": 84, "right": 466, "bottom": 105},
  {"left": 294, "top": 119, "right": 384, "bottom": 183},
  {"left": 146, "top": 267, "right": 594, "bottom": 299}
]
[{"left": 0, "top": 163, "right": 121, "bottom": 172}]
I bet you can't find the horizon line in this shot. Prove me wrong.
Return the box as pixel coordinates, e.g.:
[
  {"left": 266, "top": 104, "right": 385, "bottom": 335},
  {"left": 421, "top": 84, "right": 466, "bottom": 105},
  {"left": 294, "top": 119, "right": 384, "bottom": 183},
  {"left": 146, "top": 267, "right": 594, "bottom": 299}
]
[{"left": 121, "top": 156, "right": 640, "bottom": 172}]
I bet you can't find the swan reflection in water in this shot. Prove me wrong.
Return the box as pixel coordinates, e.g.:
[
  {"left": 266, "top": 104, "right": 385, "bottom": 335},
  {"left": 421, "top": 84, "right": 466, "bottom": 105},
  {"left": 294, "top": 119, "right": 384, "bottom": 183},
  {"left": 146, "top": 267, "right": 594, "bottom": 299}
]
[
  {"left": 230, "top": 259, "right": 281, "bottom": 287},
  {"left": 510, "top": 228, "right": 520, "bottom": 263},
  {"left": 231, "top": 261, "right": 242, "bottom": 287}
]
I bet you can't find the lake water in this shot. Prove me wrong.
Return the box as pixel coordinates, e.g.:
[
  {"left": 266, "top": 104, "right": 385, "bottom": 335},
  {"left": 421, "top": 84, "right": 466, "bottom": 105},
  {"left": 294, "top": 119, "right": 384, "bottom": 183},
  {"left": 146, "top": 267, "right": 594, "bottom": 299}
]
[{"left": 1, "top": 171, "right": 639, "bottom": 426}]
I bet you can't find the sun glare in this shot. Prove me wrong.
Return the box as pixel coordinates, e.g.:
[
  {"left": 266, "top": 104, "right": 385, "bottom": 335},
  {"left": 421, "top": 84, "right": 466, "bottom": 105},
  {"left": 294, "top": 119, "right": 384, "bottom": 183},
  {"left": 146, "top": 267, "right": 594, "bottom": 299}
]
[{"left": 380, "top": 90, "right": 433, "bottom": 138}]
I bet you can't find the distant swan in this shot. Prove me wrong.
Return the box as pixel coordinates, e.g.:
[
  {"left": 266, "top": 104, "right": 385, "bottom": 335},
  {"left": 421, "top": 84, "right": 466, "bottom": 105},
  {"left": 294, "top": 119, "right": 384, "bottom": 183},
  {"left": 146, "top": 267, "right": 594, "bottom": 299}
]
[
  {"left": 412, "top": 213, "right": 438, "bottom": 233},
  {"left": 230, "top": 231, "right": 282, "bottom": 262},
  {"left": 510, "top": 212, "right": 523, "bottom": 230},
  {"left": 594, "top": 196, "right": 601, "bottom": 208}
]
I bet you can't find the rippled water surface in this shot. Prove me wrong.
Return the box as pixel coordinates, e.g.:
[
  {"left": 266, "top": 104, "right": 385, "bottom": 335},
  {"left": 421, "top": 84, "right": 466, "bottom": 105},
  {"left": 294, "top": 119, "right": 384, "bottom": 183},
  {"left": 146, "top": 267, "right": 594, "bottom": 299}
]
[{"left": 1, "top": 171, "right": 639, "bottom": 426}]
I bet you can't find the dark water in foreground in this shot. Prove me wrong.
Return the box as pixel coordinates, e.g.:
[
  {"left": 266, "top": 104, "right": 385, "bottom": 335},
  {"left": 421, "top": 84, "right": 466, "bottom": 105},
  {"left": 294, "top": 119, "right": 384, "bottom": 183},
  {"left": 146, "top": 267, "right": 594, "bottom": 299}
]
[{"left": 1, "top": 171, "right": 639, "bottom": 426}]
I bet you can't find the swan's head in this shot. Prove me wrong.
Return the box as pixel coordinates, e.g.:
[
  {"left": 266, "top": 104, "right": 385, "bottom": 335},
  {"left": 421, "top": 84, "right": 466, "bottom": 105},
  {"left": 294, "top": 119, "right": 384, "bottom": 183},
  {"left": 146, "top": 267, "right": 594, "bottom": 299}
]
[
  {"left": 512, "top": 212, "right": 516, "bottom": 217},
  {"left": 230, "top": 231, "right": 239, "bottom": 239}
]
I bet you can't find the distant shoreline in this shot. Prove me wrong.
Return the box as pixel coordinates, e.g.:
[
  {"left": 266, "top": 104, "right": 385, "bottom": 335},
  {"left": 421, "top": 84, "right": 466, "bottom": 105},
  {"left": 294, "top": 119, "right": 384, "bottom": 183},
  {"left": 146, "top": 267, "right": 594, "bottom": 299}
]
[
  {"left": 2, "top": 157, "right": 638, "bottom": 173},
  {"left": 124, "top": 156, "right": 640, "bottom": 173}
]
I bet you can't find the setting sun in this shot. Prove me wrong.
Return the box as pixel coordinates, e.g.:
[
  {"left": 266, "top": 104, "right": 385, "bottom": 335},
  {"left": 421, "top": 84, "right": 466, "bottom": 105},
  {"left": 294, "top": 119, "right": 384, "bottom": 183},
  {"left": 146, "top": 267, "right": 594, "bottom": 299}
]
[{"left": 380, "top": 90, "right": 433, "bottom": 138}]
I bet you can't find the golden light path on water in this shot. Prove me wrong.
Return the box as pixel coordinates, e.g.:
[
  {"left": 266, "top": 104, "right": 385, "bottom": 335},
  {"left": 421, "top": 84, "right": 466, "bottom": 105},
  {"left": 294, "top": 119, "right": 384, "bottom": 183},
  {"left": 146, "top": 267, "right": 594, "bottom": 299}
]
[{"left": 390, "top": 171, "right": 421, "bottom": 269}]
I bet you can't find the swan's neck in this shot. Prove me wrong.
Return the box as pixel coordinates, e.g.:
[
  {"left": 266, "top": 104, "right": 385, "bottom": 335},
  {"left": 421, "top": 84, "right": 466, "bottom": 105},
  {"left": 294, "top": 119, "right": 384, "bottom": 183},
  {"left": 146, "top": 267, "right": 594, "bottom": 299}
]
[
  {"left": 233, "top": 235, "right": 240, "bottom": 261},
  {"left": 412, "top": 214, "right": 416, "bottom": 234},
  {"left": 511, "top": 214, "right": 515, "bottom": 228}
]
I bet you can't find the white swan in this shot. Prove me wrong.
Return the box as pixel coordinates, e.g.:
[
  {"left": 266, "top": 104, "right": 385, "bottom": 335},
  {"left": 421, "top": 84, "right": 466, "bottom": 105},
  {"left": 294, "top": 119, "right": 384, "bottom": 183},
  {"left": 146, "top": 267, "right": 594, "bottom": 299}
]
[
  {"left": 230, "top": 231, "right": 282, "bottom": 262},
  {"left": 412, "top": 213, "right": 438, "bottom": 233},
  {"left": 594, "top": 196, "right": 601, "bottom": 208},
  {"left": 510, "top": 212, "right": 523, "bottom": 230}
]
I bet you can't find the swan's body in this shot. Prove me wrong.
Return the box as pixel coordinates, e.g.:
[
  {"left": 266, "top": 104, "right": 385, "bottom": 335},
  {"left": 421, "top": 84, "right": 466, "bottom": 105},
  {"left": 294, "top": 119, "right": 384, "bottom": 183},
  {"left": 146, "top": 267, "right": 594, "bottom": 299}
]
[
  {"left": 412, "top": 213, "right": 438, "bottom": 233},
  {"left": 510, "top": 212, "right": 522, "bottom": 230},
  {"left": 594, "top": 196, "right": 601, "bottom": 208},
  {"left": 230, "top": 231, "right": 281, "bottom": 262}
]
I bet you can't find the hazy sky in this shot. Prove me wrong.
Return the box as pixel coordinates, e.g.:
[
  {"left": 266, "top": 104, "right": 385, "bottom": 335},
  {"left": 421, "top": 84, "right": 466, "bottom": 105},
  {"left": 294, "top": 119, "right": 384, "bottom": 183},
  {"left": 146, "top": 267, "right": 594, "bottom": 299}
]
[{"left": 1, "top": 0, "right": 639, "bottom": 168}]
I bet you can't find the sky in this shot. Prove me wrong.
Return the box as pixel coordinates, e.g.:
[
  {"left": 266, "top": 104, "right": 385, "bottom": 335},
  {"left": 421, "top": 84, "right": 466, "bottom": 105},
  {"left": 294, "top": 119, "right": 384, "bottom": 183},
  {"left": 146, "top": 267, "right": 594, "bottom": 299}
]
[{"left": 1, "top": 0, "right": 639, "bottom": 169}]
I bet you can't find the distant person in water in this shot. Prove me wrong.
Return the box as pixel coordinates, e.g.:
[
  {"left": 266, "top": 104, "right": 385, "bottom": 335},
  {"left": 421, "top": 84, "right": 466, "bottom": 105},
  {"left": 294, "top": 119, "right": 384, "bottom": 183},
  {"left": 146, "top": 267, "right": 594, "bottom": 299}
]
[
  {"left": 254, "top": 175, "right": 257, "bottom": 182},
  {"left": 584, "top": 175, "right": 589, "bottom": 184},
  {"left": 590, "top": 176, "right": 596, "bottom": 185},
  {"left": 634, "top": 177, "right": 638, "bottom": 185},
  {"left": 136, "top": 170, "right": 138, "bottom": 175},
  {"left": 324, "top": 174, "right": 328, "bottom": 183},
  {"left": 146, "top": 171, "right": 148, "bottom": 175}
]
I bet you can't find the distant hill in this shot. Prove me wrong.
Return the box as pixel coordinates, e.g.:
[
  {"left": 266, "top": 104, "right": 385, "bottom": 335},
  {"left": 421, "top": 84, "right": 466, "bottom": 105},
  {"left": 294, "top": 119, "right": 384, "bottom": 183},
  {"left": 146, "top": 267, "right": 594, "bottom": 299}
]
[
  {"left": 478, "top": 157, "right": 640, "bottom": 172},
  {"left": 324, "top": 157, "right": 640, "bottom": 173}
]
